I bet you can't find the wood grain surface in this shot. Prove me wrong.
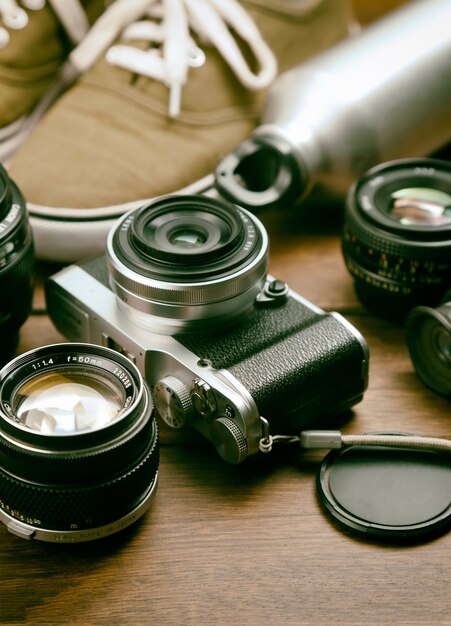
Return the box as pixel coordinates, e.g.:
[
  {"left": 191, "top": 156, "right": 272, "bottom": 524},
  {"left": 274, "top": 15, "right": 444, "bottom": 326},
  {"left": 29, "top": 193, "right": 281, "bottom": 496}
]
[{"left": 1, "top": 1, "right": 450, "bottom": 624}]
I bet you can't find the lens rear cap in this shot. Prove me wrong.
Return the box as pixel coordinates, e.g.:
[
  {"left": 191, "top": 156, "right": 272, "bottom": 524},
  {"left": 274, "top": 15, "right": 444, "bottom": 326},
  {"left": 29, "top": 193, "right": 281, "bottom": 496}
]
[{"left": 317, "top": 438, "right": 451, "bottom": 542}]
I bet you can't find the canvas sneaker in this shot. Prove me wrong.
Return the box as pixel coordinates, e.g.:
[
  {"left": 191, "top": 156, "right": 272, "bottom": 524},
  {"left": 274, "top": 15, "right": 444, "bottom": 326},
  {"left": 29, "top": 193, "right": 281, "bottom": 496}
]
[
  {"left": 0, "top": 0, "right": 110, "bottom": 162},
  {"left": 8, "top": 0, "right": 354, "bottom": 262}
]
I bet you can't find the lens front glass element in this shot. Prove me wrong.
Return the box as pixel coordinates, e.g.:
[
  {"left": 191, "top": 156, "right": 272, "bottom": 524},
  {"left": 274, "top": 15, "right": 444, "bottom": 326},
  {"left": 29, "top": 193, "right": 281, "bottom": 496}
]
[
  {"left": 134, "top": 200, "right": 245, "bottom": 269},
  {"left": 390, "top": 187, "right": 451, "bottom": 225},
  {"left": 168, "top": 226, "right": 208, "bottom": 249},
  {"left": 113, "top": 195, "right": 266, "bottom": 280},
  {"left": 13, "top": 370, "right": 124, "bottom": 434}
]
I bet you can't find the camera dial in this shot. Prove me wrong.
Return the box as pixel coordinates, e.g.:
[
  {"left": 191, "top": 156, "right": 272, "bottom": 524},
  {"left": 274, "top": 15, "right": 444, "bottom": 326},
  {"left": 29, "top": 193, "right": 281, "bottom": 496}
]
[
  {"left": 153, "top": 375, "right": 194, "bottom": 429},
  {"left": 153, "top": 374, "right": 248, "bottom": 464},
  {"left": 342, "top": 159, "right": 451, "bottom": 321}
]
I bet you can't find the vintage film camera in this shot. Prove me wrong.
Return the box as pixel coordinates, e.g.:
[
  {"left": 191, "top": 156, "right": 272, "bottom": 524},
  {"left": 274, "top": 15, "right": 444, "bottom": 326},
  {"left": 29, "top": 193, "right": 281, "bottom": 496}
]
[{"left": 46, "top": 193, "right": 369, "bottom": 464}]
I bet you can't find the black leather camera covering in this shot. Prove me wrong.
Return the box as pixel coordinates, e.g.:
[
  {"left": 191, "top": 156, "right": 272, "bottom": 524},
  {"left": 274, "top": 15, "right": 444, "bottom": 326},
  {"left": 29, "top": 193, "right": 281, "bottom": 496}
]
[{"left": 176, "top": 296, "right": 368, "bottom": 434}]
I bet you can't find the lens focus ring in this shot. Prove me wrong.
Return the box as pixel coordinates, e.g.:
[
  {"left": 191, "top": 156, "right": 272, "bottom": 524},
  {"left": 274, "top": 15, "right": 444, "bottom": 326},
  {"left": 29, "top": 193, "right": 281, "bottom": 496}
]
[{"left": 0, "top": 429, "right": 158, "bottom": 530}]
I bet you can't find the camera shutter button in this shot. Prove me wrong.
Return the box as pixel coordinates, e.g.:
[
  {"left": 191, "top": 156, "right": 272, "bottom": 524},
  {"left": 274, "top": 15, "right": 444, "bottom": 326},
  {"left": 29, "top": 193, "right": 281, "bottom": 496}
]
[
  {"left": 210, "top": 417, "right": 248, "bottom": 465},
  {"left": 190, "top": 379, "right": 217, "bottom": 417},
  {"left": 153, "top": 376, "right": 194, "bottom": 429}
]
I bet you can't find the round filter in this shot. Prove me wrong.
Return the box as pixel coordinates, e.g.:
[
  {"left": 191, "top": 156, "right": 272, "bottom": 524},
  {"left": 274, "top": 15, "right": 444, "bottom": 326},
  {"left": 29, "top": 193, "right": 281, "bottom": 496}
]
[{"left": 317, "top": 441, "right": 451, "bottom": 541}]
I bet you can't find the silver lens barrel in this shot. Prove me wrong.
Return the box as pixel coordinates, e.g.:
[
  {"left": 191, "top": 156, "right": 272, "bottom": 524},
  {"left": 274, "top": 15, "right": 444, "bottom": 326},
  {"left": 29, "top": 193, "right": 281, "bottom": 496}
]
[{"left": 106, "top": 195, "right": 269, "bottom": 330}]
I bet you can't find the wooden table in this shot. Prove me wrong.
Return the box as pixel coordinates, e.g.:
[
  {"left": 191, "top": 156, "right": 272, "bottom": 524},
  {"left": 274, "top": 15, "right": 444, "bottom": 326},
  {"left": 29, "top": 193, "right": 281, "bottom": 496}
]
[{"left": 1, "top": 1, "right": 450, "bottom": 624}]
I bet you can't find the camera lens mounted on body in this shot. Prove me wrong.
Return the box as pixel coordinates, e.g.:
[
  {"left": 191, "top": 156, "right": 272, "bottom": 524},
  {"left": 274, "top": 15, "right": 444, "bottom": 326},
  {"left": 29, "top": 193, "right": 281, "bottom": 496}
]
[
  {"left": 342, "top": 159, "right": 451, "bottom": 321},
  {"left": 0, "top": 164, "right": 34, "bottom": 364},
  {"left": 106, "top": 195, "right": 269, "bottom": 330},
  {"left": 0, "top": 343, "right": 159, "bottom": 542}
]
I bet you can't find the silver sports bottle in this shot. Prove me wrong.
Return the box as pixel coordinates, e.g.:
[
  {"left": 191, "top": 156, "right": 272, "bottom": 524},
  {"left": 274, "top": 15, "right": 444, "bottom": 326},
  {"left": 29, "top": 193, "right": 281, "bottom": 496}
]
[{"left": 215, "top": 0, "right": 451, "bottom": 209}]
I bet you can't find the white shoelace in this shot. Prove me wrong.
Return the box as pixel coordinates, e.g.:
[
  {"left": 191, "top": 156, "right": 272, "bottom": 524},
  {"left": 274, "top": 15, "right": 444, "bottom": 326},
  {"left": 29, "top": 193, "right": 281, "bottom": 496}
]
[
  {"left": 68, "top": 0, "right": 283, "bottom": 118},
  {"left": 0, "top": 0, "right": 90, "bottom": 49},
  {"left": 1, "top": 0, "right": 322, "bottom": 117},
  {"left": 0, "top": 0, "right": 41, "bottom": 48},
  {"left": 0, "top": 0, "right": 322, "bottom": 159}
]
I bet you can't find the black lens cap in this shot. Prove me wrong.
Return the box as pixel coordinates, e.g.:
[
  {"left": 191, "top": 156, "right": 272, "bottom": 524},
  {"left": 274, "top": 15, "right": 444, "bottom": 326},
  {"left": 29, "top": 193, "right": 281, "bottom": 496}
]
[{"left": 317, "top": 438, "right": 451, "bottom": 542}]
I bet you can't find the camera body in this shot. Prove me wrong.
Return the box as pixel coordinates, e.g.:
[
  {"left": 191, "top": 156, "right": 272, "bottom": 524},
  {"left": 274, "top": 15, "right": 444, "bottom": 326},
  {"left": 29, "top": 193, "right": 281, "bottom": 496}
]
[{"left": 46, "top": 196, "right": 369, "bottom": 463}]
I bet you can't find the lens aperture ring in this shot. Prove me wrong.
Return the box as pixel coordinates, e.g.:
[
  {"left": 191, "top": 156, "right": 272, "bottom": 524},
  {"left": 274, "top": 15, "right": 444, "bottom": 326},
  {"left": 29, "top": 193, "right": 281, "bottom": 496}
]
[
  {"left": 343, "top": 218, "right": 451, "bottom": 261},
  {"left": 342, "top": 224, "right": 450, "bottom": 288},
  {"left": 0, "top": 425, "right": 159, "bottom": 531}
]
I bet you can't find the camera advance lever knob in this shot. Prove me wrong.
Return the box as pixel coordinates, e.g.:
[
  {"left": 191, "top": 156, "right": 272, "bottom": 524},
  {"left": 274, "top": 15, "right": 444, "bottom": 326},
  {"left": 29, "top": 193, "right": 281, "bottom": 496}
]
[{"left": 153, "top": 376, "right": 194, "bottom": 429}]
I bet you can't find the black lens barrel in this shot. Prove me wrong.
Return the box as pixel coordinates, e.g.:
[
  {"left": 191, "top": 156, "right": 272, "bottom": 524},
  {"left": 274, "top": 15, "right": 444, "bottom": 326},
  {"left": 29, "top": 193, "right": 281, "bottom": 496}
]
[
  {"left": 343, "top": 159, "right": 451, "bottom": 321},
  {"left": 0, "top": 344, "right": 159, "bottom": 538},
  {"left": 0, "top": 165, "right": 34, "bottom": 364}
]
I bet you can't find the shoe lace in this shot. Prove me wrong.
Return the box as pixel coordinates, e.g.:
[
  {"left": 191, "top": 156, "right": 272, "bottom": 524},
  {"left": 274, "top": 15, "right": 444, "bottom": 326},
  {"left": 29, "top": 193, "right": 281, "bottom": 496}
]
[
  {"left": 0, "top": 0, "right": 39, "bottom": 48},
  {"left": 68, "top": 0, "right": 283, "bottom": 118},
  {"left": 0, "top": 0, "right": 92, "bottom": 50}
]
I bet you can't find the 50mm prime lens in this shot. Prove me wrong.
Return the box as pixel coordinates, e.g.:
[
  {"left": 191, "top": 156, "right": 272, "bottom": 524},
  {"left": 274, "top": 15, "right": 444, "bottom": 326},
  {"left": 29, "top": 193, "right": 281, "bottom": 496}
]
[
  {"left": 0, "top": 343, "right": 159, "bottom": 542},
  {"left": 343, "top": 159, "right": 451, "bottom": 321}
]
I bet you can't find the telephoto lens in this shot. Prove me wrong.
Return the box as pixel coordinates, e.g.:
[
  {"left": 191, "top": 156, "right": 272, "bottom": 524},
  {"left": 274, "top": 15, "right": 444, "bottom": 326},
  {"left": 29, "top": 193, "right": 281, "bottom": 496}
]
[
  {"left": 342, "top": 159, "right": 451, "bottom": 321},
  {"left": 0, "top": 164, "right": 34, "bottom": 364},
  {"left": 405, "top": 292, "right": 451, "bottom": 397},
  {"left": 0, "top": 343, "right": 159, "bottom": 542}
]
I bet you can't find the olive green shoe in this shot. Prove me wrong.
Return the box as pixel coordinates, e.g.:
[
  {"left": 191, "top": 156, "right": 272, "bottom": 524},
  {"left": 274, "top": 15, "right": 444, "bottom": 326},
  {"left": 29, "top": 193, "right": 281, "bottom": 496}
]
[
  {"left": 0, "top": 0, "right": 109, "bottom": 162},
  {"left": 9, "top": 0, "right": 354, "bottom": 262}
]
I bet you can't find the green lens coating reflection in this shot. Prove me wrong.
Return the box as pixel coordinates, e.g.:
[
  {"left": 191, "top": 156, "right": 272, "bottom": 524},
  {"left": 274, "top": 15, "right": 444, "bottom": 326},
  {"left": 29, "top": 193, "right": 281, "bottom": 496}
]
[{"left": 390, "top": 187, "right": 451, "bottom": 225}]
